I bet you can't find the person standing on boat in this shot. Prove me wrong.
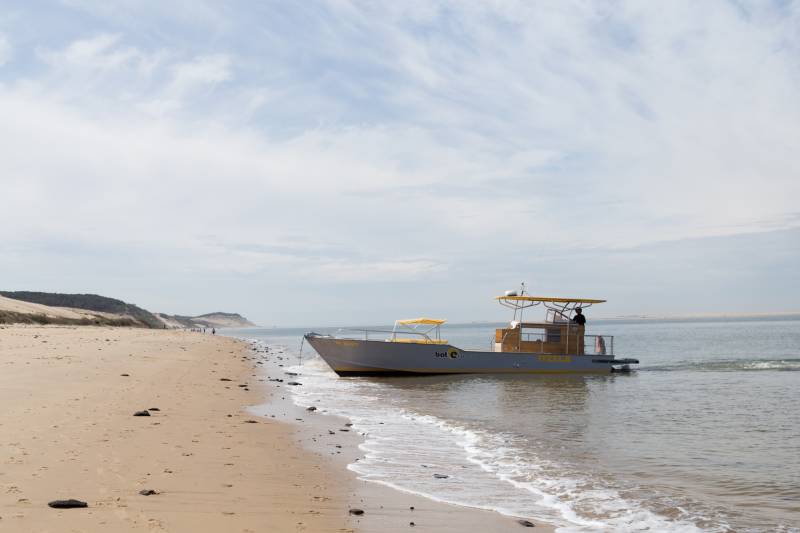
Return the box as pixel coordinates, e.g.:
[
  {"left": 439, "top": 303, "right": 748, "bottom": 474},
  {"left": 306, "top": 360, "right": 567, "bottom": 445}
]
[{"left": 572, "top": 307, "right": 587, "bottom": 355}]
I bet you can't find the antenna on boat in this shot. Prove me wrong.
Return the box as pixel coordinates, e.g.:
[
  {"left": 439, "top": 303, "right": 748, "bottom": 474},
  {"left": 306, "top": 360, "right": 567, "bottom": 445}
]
[{"left": 518, "top": 282, "right": 526, "bottom": 323}]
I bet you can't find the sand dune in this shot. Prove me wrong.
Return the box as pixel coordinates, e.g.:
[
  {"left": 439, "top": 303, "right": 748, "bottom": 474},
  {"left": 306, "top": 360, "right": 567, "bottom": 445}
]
[{"left": 0, "top": 295, "right": 96, "bottom": 320}]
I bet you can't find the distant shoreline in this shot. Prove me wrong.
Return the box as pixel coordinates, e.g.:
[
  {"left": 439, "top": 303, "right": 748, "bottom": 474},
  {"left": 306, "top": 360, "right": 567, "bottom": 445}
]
[{"left": 594, "top": 312, "right": 800, "bottom": 322}]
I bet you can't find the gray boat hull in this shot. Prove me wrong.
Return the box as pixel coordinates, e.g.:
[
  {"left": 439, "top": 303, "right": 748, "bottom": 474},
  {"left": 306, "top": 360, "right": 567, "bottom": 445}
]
[{"left": 305, "top": 334, "right": 636, "bottom": 375}]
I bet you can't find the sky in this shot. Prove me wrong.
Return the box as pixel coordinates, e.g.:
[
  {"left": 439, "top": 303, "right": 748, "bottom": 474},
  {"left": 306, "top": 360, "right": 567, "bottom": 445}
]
[{"left": 1, "top": 0, "right": 799, "bottom": 326}]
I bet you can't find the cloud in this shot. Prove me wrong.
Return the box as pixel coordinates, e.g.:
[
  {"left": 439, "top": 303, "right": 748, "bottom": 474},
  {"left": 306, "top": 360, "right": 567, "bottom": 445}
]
[
  {"left": 1, "top": 1, "right": 799, "bottom": 322},
  {"left": 167, "top": 54, "right": 231, "bottom": 93},
  {"left": 38, "top": 34, "right": 135, "bottom": 70}
]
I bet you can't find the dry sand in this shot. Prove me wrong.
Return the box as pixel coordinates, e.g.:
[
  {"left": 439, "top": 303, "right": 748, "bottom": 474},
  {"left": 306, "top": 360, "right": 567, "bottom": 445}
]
[{"left": 0, "top": 326, "right": 552, "bottom": 532}]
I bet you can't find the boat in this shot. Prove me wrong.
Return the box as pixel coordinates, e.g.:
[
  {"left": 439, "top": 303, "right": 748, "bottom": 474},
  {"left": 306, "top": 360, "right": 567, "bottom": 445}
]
[{"left": 304, "top": 289, "right": 639, "bottom": 376}]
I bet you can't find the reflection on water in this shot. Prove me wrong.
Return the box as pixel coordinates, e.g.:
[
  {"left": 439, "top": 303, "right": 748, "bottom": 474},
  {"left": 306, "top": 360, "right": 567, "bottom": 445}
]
[{"left": 231, "top": 319, "right": 800, "bottom": 532}]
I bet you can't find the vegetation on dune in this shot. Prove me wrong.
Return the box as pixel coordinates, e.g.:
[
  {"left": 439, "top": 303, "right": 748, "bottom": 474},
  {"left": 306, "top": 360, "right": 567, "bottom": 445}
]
[
  {"left": 194, "top": 312, "right": 246, "bottom": 319},
  {"left": 0, "top": 291, "right": 163, "bottom": 328},
  {"left": 0, "top": 310, "right": 141, "bottom": 327}
]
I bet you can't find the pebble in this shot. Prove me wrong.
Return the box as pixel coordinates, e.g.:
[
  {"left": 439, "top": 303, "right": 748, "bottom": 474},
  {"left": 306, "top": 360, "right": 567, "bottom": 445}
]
[
  {"left": 133, "top": 410, "right": 150, "bottom": 417},
  {"left": 349, "top": 508, "right": 364, "bottom": 516},
  {"left": 139, "top": 489, "right": 159, "bottom": 496},
  {"left": 48, "top": 499, "right": 87, "bottom": 509},
  {"left": 518, "top": 519, "right": 536, "bottom": 527}
]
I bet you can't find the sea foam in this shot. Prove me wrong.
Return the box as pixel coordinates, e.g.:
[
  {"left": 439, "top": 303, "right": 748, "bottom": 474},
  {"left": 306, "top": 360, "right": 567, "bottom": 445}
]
[{"left": 274, "top": 347, "right": 711, "bottom": 533}]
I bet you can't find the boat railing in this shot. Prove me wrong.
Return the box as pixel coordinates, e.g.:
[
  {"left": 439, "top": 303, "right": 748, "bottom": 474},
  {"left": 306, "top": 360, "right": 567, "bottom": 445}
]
[
  {"left": 519, "top": 332, "right": 614, "bottom": 356},
  {"left": 584, "top": 334, "right": 614, "bottom": 356},
  {"left": 337, "top": 328, "right": 436, "bottom": 342}
]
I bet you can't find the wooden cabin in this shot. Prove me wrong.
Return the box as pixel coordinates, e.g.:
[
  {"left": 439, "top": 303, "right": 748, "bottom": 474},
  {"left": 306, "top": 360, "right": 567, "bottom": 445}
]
[{"left": 494, "top": 322, "right": 585, "bottom": 355}]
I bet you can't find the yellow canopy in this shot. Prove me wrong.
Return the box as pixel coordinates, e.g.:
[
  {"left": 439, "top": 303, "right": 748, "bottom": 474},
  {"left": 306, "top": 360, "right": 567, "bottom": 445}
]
[
  {"left": 396, "top": 317, "right": 447, "bottom": 325},
  {"left": 495, "top": 296, "right": 606, "bottom": 304}
]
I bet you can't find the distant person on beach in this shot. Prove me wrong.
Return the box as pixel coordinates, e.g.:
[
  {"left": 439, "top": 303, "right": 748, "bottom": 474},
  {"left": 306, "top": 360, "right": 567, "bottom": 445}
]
[
  {"left": 572, "top": 307, "right": 586, "bottom": 326},
  {"left": 212, "top": 328, "right": 216, "bottom": 335}
]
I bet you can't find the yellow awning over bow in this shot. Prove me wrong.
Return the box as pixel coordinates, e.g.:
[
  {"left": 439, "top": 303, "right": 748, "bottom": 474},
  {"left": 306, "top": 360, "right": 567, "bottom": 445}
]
[{"left": 395, "top": 317, "right": 447, "bottom": 325}]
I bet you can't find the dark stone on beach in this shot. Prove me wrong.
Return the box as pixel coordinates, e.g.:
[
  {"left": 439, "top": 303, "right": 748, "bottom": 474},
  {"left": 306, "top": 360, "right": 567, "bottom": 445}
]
[
  {"left": 349, "top": 508, "right": 364, "bottom": 516},
  {"left": 220, "top": 378, "right": 232, "bottom": 381},
  {"left": 287, "top": 382, "right": 302, "bottom": 386},
  {"left": 410, "top": 506, "right": 414, "bottom": 510},
  {"left": 306, "top": 406, "right": 317, "bottom": 412},
  {"left": 138, "top": 489, "right": 159, "bottom": 496},
  {"left": 345, "top": 423, "right": 353, "bottom": 427},
  {"left": 149, "top": 408, "right": 160, "bottom": 411},
  {"left": 120, "top": 373, "right": 129, "bottom": 377},
  {"left": 328, "top": 430, "right": 336, "bottom": 435},
  {"left": 286, "top": 372, "right": 298, "bottom": 376},
  {"left": 518, "top": 519, "right": 536, "bottom": 527},
  {"left": 48, "top": 499, "right": 88, "bottom": 509},
  {"left": 339, "top": 429, "right": 350, "bottom": 432},
  {"left": 410, "top": 522, "right": 415, "bottom": 527},
  {"left": 133, "top": 410, "right": 150, "bottom": 417},
  {"left": 238, "top": 384, "right": 247, "bottom": 387},
  {"left": 433, "top": 474, "right": 449, "bottom": 479},
  {"left": 244, "top": 420, "right": 258, "bottom": 424}
]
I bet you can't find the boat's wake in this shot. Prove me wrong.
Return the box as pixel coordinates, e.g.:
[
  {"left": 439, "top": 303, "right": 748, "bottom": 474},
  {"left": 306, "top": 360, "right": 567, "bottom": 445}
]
[{"left": 642, "top": 358, "right": 800, "bottom": 372}]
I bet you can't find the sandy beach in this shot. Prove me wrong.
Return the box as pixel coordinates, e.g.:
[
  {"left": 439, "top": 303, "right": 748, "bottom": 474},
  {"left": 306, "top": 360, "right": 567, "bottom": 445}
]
[{"left": 0, "top": 326, "right": 550, "bottom": 532}]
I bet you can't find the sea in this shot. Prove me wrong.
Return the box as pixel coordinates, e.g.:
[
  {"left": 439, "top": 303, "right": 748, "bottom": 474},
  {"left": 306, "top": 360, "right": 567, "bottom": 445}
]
[{"left": 228, "top": 317, "right": 800, "bottom": 532}]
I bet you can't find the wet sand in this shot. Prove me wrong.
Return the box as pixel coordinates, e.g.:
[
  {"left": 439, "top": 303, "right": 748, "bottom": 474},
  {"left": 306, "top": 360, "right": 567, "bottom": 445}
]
[{"left": 0, "top": 326, "right": 550, "bottom": 532}]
